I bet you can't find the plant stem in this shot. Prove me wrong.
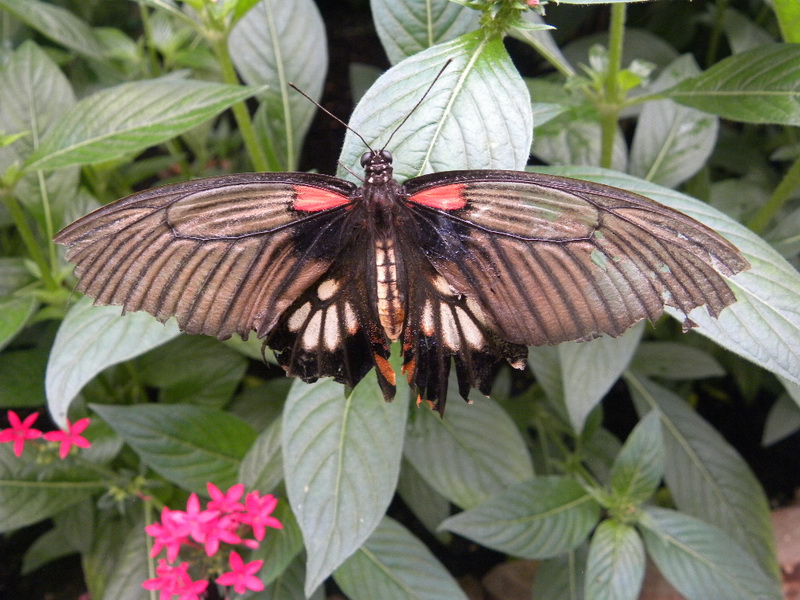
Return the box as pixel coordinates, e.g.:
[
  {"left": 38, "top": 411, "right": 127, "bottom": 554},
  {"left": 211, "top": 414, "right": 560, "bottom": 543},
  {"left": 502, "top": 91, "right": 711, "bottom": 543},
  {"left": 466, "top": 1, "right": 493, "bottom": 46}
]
[
  {"left": 705, "top": 0, "right": 729, "bottom": 68},
  {"left": 599, "top": 3, "right": 626, "bottom": 169},
  {"left": 748, "top": 153, "right": 800, "bottom": 234},
  {"left": 1, "top": 190, "right": 58, "bottom": 290},
  {"left": 212, "top": 36, "right": 278, "bottom": 172}
]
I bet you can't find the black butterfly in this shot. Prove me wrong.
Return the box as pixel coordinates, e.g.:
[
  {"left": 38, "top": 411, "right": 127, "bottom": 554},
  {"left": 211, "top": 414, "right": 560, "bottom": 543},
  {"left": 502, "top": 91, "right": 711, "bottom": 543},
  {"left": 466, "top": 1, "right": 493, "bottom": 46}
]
[{"left": 55, "top": 149, "right": 749, "bottom": 414}]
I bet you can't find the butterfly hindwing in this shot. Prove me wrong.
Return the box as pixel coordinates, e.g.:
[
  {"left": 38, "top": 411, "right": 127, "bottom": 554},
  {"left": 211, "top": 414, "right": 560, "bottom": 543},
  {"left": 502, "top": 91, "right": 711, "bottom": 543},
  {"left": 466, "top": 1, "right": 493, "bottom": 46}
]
[
  {"left": 404, "top": 170, "right": 749, "bottom": 347},
  {"left": 55, "top": 173, "right": 356, "bottom": 341}
]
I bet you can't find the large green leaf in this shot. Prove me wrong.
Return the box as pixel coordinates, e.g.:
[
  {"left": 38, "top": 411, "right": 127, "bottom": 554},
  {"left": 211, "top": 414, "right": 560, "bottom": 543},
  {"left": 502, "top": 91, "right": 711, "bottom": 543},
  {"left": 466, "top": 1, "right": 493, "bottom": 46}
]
[
  {"left": 229, "top": 0, "right": 327, "bottom": 170},
  {"left": 26, "top": 79, "right": 260, "bottom": 170},
  {"left": 371, "top": 0, "right": 479, "bottom": 65},
  {"left": 250, "top": 499, "right": 304, "bottom": 586},
  {"left": 90, "top": 403, "right": 256, "bottom": 493},
  {"left": 403, "top": 384, "right": 533, "bottom": 510},
  {"left": 528, "top": 323, "right": 643, "bottom": 432},
  {"left": 249, "top": 552, "right": 324, "bottom": 600},
  {"left": 0, "top": 0, "right": 105, "bottom": 59},
  {"left": 630, "top": 55, "right": 718, "bottom": 188},
  {"left": 533, "top": 546, "right": 588, "bottom": 600},
  {"left": 626, "top": 372, "right": 779, "bottom": 581},
  {"left": 46, "top": 298, "right": 180, "bottom": 427},
  {"left": 440, "top": 476, "right": 600, "bottom": 559},
  {"left": 96, "top": 518, "right": 150, "bottom": 600},
  {"left": 0, "top": 347, "right": 47, "bottom": 407},
  {"left": 639, "top": 507, "right": 782, "bottom": 600},
  {"left": 0, "top": 293, "right": 36, "bottom": 352},
  {"left": 334, "top": 516, "right": 467, "bottom": 600},
  {"left": 239, "top": 419, "right": 284, "bottom": 493},
  {"left": 666, "top": 43, "right": 800, "bottom": 126},
  {"left": 629, "top": 341, "right": 724, "bottom": 380},
  {"left": 282, "top": 372, "right": 408, "bottom": 596},
  {"left": 0, "top": 445, "right": 103, "bottom": 532},
  {"left": 339, "top": 31, "right": 532, "bottom": 180},
  {"left": 774, "top": 0, "right": 800, "bottom": 42},
  {"left": 396, "top": 459, "right": 450, "bottom": 534},
  {"left": 584, "top": 521, "right": 645, "bottom": 600},
  {"left": 541, "top": 166, "right": 800, "bottom": 387}
]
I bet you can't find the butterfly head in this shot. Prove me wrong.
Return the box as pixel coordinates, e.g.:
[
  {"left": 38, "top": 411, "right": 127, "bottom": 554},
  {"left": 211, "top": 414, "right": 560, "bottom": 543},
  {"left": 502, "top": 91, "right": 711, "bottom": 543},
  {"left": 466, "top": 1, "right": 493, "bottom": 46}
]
[{"left": 361, "top": 149, "right": 394, "bottom": 184}]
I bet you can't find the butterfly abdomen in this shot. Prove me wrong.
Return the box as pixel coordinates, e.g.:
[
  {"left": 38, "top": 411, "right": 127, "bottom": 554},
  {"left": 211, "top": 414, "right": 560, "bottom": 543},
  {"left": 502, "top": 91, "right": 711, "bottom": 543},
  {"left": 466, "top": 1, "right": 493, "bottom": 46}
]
[{"left": 374, "top": 236, "right": 406, "bottom": 341}]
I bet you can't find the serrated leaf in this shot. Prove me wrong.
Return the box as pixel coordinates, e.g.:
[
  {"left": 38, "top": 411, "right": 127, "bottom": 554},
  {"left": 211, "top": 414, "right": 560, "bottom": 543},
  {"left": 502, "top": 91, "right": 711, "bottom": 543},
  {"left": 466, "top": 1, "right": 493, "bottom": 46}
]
[
  {"left": 630, "top": 342, "right": 724, "bottom": 380},
  {"left": 0, "top": 0, "right": 105, "bottom": 59},
  {"left": 371, "top": 0, "right": 479, "bottom": 65},
  {"left": 0, "top": 293, "right": 36, "bottom": 352},
  {"left": 585, "top": 520, "right": 645, "bottom": 600},
  {"left": 26, "top": 79, "right": 260, "bottom": 170},
  {"left": 539, "top": 166, "right": 800, "bottom": 387},
  {"left": 630, "top": 54, "right": 718, "bottom": 188},
  {"left": 440, "top": 476, "right": 600, "bottom": 559},
  {"left": 639, "top": 507, "right": 781, "bottom": 600},
  {"left": 403, "top": 384, "right": 533, "bottom": 510},
  {"left": 609, "top": 411, "right": 663, "bottom": 503},
  {"left": 339, "top": 31, "right": 532, "bottom": 181},
  {"left": 46, "top": 298, "right": 180, "bottom": 427},
  {"left": 528, "top": 324, "right": 643, "bottom": 432},
  {"left": 229, "top": 0, "right": 327, "bottom": 170},
  {"left": 90, "top": 403, "right": 256, "bottom": 493},
  {"left": 666, "top": 43, "right": 800, "bottom": 126},
  {"left": 0, "top": 445, "right": 104, "bottom": 532},
  {"left": 282, "top": 371, "right": 408, "bottom": 596},
  {"left": 334, "top": 516, "right": 467, "bottom": 600},
  {"left": 626, "top": 372, "right": 779, "bottom": 581}
]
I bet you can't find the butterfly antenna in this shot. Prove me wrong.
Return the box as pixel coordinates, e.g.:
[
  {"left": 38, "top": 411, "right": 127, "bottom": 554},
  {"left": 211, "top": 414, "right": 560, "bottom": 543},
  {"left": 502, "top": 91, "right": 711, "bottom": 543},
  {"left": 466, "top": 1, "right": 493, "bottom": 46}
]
[
  {"left": 380, "top": 58, "right": 453, "bottom": 152},
  {"left": 288, "top": 82, "right": 373, "bottom": 151}
]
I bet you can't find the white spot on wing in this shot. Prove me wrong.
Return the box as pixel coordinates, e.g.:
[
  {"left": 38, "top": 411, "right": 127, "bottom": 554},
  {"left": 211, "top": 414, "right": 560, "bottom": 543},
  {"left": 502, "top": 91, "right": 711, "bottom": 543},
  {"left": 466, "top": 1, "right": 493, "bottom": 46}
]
[
  {"left": 324, "top": 305, "right": 340, "bottom": 351},
  {"left": 433, "top": 276, "right": 454, "bottom": 296},
  {"left": 317, "top": 279, "right": 339, "bottom": 301},
  {"left": 421, "top": 300, "right": 435, "bottom": 335},
  {"left": 456, "top": 307, "right": 483, "bottom": 348},
  {"left": 288, "top": 302, "right": 311, "bottom": 332},
  {"left": 344, "top": 302, "right": 358, "bottom": 334},
  {"left": 440, "top": 304, "right": 460, "bottom": 350},
  {"left": 302, "top": 310, "right": 323, "bottom": 349}
]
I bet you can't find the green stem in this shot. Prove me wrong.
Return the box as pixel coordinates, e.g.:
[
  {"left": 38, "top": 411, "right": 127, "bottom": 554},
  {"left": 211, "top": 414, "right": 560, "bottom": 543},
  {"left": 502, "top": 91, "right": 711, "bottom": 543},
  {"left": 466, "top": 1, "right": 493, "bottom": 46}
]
[
  {"left": 212, "top": 35, "right": 277, "bottom": 172},
  {"left": 705, "top": 0, "right": 729, "bottom": 68},
  {"left": 747, "top": 153, "right": 800, "bottom": 234},
  {"left": 1, "top": 190, "right": 58, "bottom": 290},
  {"left": 138, "top": 3, "right": 162, "bottom": 77},
  {"left": 599, "top": 3, "right": 626, "bottom": 169}
]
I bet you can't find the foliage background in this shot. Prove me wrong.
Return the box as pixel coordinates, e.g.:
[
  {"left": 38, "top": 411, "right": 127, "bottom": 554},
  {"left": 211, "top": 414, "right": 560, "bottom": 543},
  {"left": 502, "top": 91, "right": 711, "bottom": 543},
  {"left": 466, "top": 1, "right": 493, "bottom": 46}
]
[{"left": 1, "top": 0, "right": 799, "bottom": 599}]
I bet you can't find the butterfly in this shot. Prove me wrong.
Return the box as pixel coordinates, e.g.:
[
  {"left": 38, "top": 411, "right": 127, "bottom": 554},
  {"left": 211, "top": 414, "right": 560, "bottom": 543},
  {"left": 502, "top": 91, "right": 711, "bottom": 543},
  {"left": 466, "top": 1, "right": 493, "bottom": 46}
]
[{"left": 54, "top": 144, "right": 749, "bottom": 414}]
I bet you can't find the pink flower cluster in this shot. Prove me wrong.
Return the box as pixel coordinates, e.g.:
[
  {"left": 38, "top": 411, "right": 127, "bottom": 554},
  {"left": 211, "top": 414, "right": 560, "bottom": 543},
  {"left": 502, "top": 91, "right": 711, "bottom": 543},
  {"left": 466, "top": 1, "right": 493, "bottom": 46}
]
[
  {"left": 0, "top": 410, "right": 90, "bottom": 458},
  {"left": 143, "top": 483, "right": 283, "bottom": 599}
]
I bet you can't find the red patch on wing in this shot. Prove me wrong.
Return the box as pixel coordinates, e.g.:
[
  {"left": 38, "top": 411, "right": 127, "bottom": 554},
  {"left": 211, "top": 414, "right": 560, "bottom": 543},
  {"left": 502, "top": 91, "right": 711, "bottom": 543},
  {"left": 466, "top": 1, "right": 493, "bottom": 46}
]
[
  {"left": 293, "top": 186, "right": 350, "bottom": 212},
  {"left": 408, "top": 184, "right": 467, "bottom": 210}
]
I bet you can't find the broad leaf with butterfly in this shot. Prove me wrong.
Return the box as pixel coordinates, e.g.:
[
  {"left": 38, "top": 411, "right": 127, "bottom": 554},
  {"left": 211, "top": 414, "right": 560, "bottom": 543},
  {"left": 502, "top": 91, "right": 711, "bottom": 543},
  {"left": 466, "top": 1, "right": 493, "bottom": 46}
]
[{"left": 54, "top": 56, "right": 748, "bottom": 415}]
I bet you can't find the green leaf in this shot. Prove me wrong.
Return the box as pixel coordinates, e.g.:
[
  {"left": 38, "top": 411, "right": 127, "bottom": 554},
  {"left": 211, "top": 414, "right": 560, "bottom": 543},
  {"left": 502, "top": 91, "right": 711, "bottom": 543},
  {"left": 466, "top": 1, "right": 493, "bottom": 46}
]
[
  {"left": 249, "top": 552, "right": 324, "bottom": 600},
  {"left": 584, "top": 521, "right": 645, "bottom": 600},
  {"left": 22, "top": 527, "right": 76, "bottom": 575},
  {"left": 334, "top": 516, "right": 467, "bottom": 600},
  {"left": 626, "top": 372, "right": 779, "bottom": 581},
  {"left": 282, "top": 372, "right": 408, "bottom": 596},
  {"left": 722, "top": 8, "right": 775, "bottom": 54},
  {"left": 371, "top": 0, "right": 479, "bottom": 65},
  {"left": 250, "top": 499, "right": 304, "bottom": 586},
  {"left": 440, "top": 476, "right": 601, "bottom": 559},
  {"left": 90, "top": 403, "right": 256, "bottom": 493},
  {"left": 229, "top": 0, "right": 328, "bottom": 170},
  {"left": 396, "top": 459, "right": 450, "bottom": 534},
  {"left": 0, "top": 293, "right": 36, "bottom": 352},
  {"left": 239, "top": 419, "right": 283, "bottom": 493},
  {"left": 666, "top": 43, "right": 800, "bottom": 126},
  {"left": 639, "top": 507, "right": 782, "bottom": 600},
  {"left": 136, "top": 336, "right": 247, "bottom": 407},
  {"left": 0, "top": 0, "right": 105, "bottom": 59},
  {"left": 762, "top": 393, "right": 800, "bottom": 446},
  {"left": 532, "top": 118, "right": 628, "bottom": 171},
  {"left": 609, "top": 411, "right": 663, "bottom": 503},
  {"left": 630, "top": 55, "right": 718, "bottom": 188},
  {"left": 533, "top": 546, "right": 588, "bottom": 600},
  {"left": 403, "top": 384, "right": 533, "bottom": 509},
  {"left": 0, "top": 445, "right": 104, "bottom": 532},
  {"left": 46, "top": 298, "right": 180, "bottom": 427},
  {"left": 774, "top": 0, "right": 800, "bottom": 42},
  {"left": 0, "top": 258, "right": 33, "bottom": 295},
  {"left": 26, "top": 79, "right": 260, "bottom": 171},
  {"left": 528, "top": 323, "right": 643, "bottom": 432},
  {"left": 540, "top": 167, "right": 800, "bottom": 388},
  {"left": 96, "top": 518, "right": 150, "bottom": 600},
  {"left": 0, "top": 348, "right": 47, "bottom": 407},
  {"left": 339, "top": 31, "right": 532, "bottom": 181},
  {"left": 630, "top": 342, "right": 724, "bottom": 380}
]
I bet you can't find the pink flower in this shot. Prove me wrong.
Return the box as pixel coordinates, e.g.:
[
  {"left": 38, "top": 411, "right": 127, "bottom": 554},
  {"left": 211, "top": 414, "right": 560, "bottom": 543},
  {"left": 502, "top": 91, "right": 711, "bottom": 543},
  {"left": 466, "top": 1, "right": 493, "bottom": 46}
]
[
  {"left": 200, "top": 512, "right": 242, "bottom": 556},
  {"left": 43, "top": 417, "right": 91, "bottom": 459},
  {"left": 216, "top": 551, "right": 264, "bottom": 594},
  {"left": 142, "top": 560, "right": 208, "bottom": 600},
  {"left": 241, "top": 492, "right": 283, "bottom": 541},
  {"left": 172, "top": 493, "right": 218, "bottom": 544},
  {"left": 145, "top": 508, "right": 190, "bottom": 563},
  {"left": 0, "top": 410, "right": 43, "bottom": 457},
  {"left": 207, "top": 482, "right": 245, "bottom": 514}
]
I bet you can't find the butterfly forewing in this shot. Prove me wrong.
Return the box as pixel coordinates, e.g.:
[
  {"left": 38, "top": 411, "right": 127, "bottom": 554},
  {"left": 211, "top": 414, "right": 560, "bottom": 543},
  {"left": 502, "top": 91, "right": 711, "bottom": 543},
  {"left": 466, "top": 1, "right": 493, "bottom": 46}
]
[
  {"left": 55, "top": 173, "right": 356, "bottom": 341},
  {"left": 404, "top": 170, "right": 749, "bottom": 347}
]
